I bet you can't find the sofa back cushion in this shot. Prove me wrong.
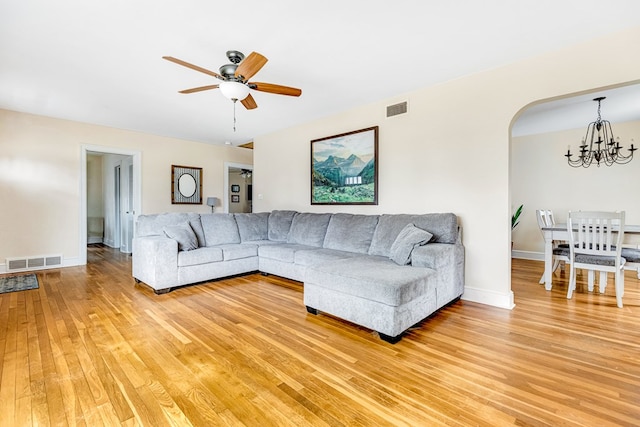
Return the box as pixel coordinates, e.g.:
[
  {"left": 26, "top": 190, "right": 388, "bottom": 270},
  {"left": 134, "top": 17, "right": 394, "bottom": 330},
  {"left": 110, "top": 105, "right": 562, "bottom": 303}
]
[
  {"left": 234, "top": 212, "right": 270, "bottom": 242},
  {"left": 200, "top": 213, "right": 241, "bottom": 246},
  {"left": 323, "top": 213, "right": 379, "bottom": 254},
  {"left": 287, "top": 213, "right": 332, "bottom": 247},
  {"left": 136, "top": 213, "right": 206, "bottom": 247},
  {"left": 268, "top": 210, "right": 298, "bottom": 242},
  {"left": 369, "top": 213, "right": 458, "bottom": 257}
]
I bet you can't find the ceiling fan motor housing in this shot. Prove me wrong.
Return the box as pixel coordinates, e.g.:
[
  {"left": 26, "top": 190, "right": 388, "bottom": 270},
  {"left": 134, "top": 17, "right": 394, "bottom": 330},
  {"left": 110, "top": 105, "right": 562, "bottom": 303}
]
[{"left": 219, "top": 63, "right": 239, "bottom": 80}]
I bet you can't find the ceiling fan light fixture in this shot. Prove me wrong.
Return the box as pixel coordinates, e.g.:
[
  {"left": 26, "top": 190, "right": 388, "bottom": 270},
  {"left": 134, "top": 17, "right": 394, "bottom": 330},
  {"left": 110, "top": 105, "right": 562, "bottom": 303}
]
[{"left": 219, "top": 81, "right": 250, "bottom": 101}]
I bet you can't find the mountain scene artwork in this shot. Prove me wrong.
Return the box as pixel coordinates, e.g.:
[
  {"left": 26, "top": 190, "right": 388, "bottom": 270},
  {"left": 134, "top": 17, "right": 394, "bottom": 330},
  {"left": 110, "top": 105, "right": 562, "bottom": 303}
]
[{"left": 311, "top": 126, "right": 378, "bottom": 205}]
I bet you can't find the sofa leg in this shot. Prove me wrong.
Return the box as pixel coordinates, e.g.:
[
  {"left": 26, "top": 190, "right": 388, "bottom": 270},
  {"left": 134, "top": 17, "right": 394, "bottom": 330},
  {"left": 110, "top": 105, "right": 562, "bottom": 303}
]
[
  {"left": 133, "top": 277, "right": 141, "bottom": 283},
  {"left": 261, "top": 272, "right": 269, "bottom": 276},
  {"left": 379, "top": 332, "right": 402, "bottom": 344},
  {"left": 154, "top": 288, "right": 172, "bottom": 295},
  {"left": 306, "top": 306, "right": 318, "bottom": 315}
]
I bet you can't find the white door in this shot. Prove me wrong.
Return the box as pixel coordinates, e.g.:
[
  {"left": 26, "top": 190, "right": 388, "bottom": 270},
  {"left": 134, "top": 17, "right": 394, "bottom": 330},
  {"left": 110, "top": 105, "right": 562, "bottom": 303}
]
[{"left": 120, "top": 157, "right": 134, "bottom": 253}]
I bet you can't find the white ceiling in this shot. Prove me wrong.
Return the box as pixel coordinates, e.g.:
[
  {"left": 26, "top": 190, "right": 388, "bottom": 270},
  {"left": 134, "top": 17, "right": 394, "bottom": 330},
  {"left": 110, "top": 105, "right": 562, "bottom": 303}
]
[{"left": 1, "top": 0, "right": 640, "bottom": 146}]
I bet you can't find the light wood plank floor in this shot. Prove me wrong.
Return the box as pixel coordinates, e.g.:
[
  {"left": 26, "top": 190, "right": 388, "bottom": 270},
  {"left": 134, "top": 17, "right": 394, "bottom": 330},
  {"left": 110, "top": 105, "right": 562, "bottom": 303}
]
[{"left": 1, "top": 246, "right": 639, "bottom": 426}]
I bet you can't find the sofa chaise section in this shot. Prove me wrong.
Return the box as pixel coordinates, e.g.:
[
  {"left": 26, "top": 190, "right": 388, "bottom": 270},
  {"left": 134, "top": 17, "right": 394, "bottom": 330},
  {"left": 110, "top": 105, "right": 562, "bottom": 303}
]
[{"left": 303, "top": 213, "right": 464, "bottom": 343}]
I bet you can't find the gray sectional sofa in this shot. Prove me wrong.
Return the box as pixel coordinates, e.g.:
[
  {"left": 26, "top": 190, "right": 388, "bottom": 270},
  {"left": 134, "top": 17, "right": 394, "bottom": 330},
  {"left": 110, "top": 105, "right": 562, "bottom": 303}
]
[{"left": 132, "top": 210, "right": 464, "bottom": 343}]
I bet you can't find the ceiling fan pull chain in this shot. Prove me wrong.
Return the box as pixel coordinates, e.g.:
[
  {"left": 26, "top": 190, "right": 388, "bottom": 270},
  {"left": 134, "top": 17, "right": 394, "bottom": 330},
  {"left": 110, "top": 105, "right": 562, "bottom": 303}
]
[{"left": 233, "top": 100, "right": 237, "bottom": 132}]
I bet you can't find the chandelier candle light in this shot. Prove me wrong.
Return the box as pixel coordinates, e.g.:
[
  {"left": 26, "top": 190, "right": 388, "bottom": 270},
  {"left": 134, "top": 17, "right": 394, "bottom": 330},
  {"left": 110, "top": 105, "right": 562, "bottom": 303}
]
[{"left": 565, "top": 97, "right": 636, "bottom": 167}]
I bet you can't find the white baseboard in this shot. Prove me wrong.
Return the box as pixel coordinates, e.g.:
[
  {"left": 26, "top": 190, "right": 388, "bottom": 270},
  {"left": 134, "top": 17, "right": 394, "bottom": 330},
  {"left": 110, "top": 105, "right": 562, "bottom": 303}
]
[
  {"left": 511, "top": 250, "right": 544, "bottom": 261},
  {"left": 462, "top": 286, "right": 515, "bottom": 310}
]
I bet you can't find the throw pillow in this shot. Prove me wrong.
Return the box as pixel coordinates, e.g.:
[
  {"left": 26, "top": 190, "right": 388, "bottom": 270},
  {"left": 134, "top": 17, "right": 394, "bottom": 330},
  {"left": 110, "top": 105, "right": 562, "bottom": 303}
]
[
  {"left": 389, "top": 223, "right": 433, "bottom": 265},
  {"left": 163, "top": 222, "right": 198, "bottom": 251}
]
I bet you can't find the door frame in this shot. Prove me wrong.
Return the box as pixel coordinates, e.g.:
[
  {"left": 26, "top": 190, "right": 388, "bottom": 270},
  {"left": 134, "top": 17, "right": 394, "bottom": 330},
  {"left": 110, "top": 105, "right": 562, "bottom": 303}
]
[{"left": 80, "top": 145, "right": 141, "bottom": 265}]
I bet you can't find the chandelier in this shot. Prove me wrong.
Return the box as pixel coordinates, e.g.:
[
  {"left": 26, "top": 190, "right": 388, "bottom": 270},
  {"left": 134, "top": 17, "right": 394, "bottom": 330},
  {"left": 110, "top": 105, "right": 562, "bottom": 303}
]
[{"left": 565, "top": 96, "right": 636, "bottom": 167}]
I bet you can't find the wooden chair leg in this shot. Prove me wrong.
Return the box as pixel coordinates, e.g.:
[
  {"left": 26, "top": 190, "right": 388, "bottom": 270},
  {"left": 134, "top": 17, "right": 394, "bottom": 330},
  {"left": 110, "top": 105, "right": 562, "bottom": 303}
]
[
  {"left": 567, "top": 266, "right": 576, "bottom": 300},
  {"left": 587, "top": 270, "right": 595, "bottom": 292},
  {"left": 596, "top": 271, "right": 607, "bottom": 294},
  {"left": 615, "top": 270, "right": 624, "bottom": 308}
]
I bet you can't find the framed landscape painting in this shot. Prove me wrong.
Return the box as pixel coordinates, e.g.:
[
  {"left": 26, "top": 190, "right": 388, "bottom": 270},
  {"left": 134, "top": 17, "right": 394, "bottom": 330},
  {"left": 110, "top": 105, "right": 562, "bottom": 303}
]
[{"left": 311, "top": 126, "right": 378, "bottom": 205}]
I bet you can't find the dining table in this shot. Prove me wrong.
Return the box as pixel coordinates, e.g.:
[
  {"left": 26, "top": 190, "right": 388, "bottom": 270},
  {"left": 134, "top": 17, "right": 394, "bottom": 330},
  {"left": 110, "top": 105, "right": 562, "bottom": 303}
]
[{"left": 541, "top": 223, "right": 640, "bottom": 290}]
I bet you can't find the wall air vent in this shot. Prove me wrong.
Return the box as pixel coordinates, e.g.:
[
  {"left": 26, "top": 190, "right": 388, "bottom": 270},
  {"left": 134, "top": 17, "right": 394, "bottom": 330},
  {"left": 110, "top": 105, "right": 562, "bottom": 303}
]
[
  {"left": 386, "top": 101, "right": 408, "bottom": 118},
  {"left": 6, "top": 254, "right": 63, "bottom": 272}
]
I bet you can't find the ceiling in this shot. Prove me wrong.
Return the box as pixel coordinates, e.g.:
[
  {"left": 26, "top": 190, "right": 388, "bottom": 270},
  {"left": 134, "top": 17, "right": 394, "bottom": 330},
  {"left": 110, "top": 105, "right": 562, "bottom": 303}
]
[{"left": 2, "top": 1, "right": 640, "bottom": 146}]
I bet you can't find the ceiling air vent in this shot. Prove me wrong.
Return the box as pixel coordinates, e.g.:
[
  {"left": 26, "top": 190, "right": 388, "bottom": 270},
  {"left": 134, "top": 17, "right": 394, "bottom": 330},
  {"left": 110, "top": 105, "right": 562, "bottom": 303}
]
[{"left": 386, "top": 101, "right": 408, "bottom": 118}]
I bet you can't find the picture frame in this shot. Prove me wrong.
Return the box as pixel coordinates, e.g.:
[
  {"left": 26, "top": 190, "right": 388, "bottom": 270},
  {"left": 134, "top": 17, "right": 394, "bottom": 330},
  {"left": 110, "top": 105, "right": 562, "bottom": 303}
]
[
  {"left": 171, "top": 165, "right": 202, "bottom": 204},
  {"left": 311, "top": 126, "right": 378, "bottom": 205},
  {"left": 231, "top": 184, "right": 240, "bottom": 193},
  {"left": 231, "top": 194, "right": 240, "bottom": 203}
]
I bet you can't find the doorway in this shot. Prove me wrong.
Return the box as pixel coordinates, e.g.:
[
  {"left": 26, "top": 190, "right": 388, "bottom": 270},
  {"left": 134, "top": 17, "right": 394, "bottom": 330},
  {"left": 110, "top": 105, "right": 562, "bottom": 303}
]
[
  {"left": 224, "top": 162, "right": 253, "bottom": 213},
  {"left": 80, "top": 145, "right": 141, "bottom": 265}
]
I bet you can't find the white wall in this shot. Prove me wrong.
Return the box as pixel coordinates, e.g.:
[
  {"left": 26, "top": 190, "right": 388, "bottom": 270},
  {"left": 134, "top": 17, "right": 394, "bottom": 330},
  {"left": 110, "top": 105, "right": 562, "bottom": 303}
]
[
  {"left": 0, "top": 109, "right": 253, "bottom": 268},
  {"left": 511, "top": 120, "right": 640, "bottom": 257},
  {"left": 253, "top": 26, "right": 640, "bottom": 309}
]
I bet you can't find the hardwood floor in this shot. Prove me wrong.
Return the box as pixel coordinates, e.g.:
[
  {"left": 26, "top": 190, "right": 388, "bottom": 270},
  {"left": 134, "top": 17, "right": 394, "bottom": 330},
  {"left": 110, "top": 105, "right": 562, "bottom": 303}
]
[{"left": 1, "top": 247, "right": 639, "bottom": 426}]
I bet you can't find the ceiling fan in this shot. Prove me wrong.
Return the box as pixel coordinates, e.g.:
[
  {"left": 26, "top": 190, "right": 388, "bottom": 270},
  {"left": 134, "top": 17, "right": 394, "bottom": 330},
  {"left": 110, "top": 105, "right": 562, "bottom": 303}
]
[{"left": 162, "top": 50, "right": 302, "bottom": 110}]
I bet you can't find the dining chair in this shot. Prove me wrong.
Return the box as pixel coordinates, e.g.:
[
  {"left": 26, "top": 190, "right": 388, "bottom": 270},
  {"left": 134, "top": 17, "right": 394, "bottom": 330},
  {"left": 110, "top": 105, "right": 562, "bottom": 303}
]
[
  {"left": 622, "top": 245, "right": 640, "bottom": 279},
  {"left": 566, "top": 211, "right": 626, "bottom": 308},
  {"left": 536, "top": 209, "right": 570, "bottom": 284}
]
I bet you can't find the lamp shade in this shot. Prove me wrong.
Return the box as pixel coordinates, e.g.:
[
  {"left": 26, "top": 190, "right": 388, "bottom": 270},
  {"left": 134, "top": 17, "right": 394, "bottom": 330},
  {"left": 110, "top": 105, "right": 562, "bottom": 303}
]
[
  {"left": 206, "top": 197, "right": 218, "bottom": 207},
  {"left": 219, "top": 81, "right": 250, "bottom": 101}
]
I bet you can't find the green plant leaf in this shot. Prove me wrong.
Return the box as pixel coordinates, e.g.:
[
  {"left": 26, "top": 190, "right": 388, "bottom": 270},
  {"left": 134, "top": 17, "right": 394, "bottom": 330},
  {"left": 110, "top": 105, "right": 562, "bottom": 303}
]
[{"left": 512, "top": 204, "right": 523, "bottom": 230}]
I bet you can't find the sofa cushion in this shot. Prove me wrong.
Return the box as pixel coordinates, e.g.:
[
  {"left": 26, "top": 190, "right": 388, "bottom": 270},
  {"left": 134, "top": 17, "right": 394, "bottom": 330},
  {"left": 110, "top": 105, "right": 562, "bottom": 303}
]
[
  {"left": 268, "top": 210, "right": 298, "bottom": 242},
  {"left": 323, "top": 213, "right": 379, "bottom": 254},
  {"left": 163, "top": 222, "right": 198, "bottom": 251},
  {"left": 369, "top": 214, "right": 458, "bottom": 257},
  {"left": 136, "top": 212, "right": 206, "bottom": 247},
  {"left": 305, "top": 257, "right": 436, "bottom": 306},
  {"left": 294, "top": 248, "right": 362, "bottom": 267},
  {"left": 235, "top": 212, "right": 269, "bottom": 242},
  {"left": 177, "top": 247, "right": 223, "bottom": 267},
  {"left": 389, "top": 224, "right": 433, "bottom": 265},
  {"left": 218, "top": 243, "right": 258, "bottom": 261},
  {"left": 287, "top": 213, "right": 332, "bottom": 247},
  {"left": 259, "top": 243, "right": 317, "bottom": 263},
  {"left": 201, "top": 214, "right": 241, "bottom": 246}
]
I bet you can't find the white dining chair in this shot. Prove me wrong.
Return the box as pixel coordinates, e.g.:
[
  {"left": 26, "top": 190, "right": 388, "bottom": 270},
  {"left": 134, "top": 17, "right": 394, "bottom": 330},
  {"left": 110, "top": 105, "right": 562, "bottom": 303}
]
[
  {"left": 536, "top": 209, "right": 570, "bottom": 284},
  {"left": 566, "top": 211, "right": 626, "bottom": 308}
]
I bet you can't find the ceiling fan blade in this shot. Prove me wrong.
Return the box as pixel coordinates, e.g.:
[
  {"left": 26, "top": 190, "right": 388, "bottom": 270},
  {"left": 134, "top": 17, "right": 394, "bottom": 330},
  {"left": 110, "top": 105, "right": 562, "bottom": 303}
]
[
  {"left": 178, "top": 84, "right": 220, "bottom": 94},
  {"left": 163, "top": 56, "right": 223, "bottom": 79},
  {"left": 241, "top": 93, "right": 258, "bottom": 110},
  {"left": 251, "top": 82, "right": 302, "bottom": 97},
  {"left": 235, "top": 52, "right": 268, "bottom": 81}
]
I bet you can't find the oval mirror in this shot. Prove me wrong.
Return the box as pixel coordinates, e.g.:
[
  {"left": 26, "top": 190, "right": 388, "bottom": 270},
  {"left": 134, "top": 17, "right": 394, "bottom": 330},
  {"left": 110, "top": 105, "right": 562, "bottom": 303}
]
[{"left": 178, "top": 173, "right": 197, "bottom": 198}]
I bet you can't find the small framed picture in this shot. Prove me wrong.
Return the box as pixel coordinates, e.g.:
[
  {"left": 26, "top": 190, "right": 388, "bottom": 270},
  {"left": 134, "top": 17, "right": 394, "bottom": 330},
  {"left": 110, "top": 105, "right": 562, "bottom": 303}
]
[
  {"left": 231, "top": 195, "right": 240, "bottom": 203},
  {"left": 171, "top": 165, "right": 202, "bottom": 205},
  {"left": 231, "top": 184, "right": 240, "bottom": 193}
]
